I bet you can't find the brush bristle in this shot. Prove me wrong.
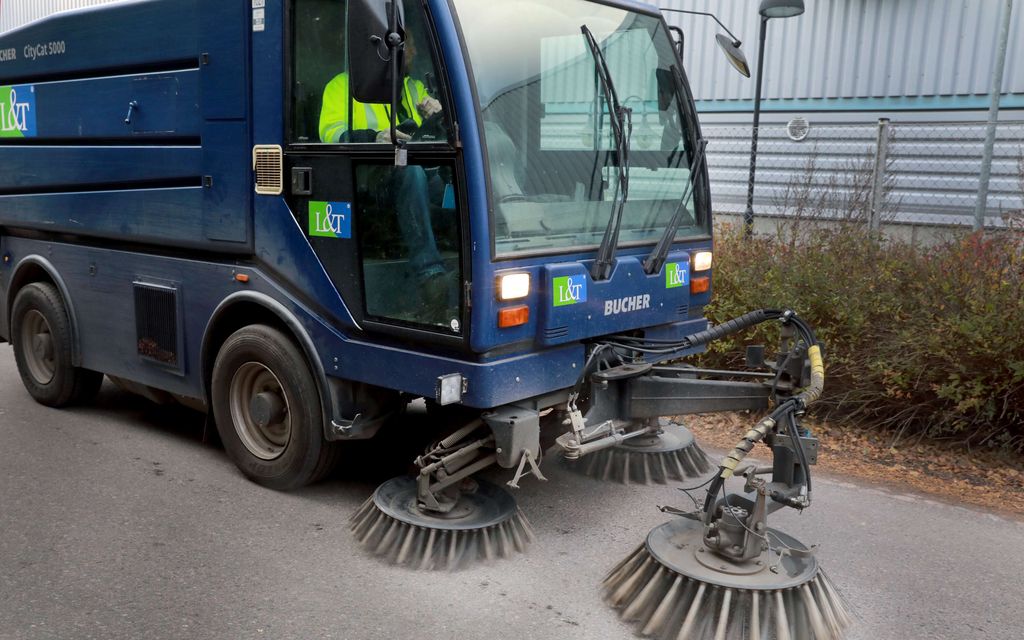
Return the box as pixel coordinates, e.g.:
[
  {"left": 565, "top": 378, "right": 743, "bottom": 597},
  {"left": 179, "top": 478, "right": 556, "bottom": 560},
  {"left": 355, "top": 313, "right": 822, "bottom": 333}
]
[
  {"left": 603, "top": 544, "right": 852, "bottom": 639},
  {"left": 568, "top": 443, "right": 712, "bottom": 485},
  {"left": 350, "top": 497, "right": 535, "bottom": 570}
]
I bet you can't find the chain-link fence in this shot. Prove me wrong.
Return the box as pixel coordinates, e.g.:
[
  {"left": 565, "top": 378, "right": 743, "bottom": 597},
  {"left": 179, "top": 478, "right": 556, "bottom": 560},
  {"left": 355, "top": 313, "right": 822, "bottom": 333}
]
[{"left": 705, "top": 120, "right": 1024, "bottom": 233}]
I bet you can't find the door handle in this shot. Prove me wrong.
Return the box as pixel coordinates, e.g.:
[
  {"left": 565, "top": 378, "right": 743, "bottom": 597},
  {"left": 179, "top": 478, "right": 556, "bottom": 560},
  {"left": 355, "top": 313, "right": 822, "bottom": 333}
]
[
  {"left": 124, "top": 100, "right": 139, "bottom": 125},
  {"left": 291, "top": 167, "right": 313, "bottom": 195}
]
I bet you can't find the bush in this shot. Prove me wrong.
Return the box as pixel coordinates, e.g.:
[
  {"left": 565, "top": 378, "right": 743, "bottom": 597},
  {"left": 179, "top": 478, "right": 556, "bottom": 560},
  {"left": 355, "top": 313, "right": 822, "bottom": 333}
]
[{"left": 701, "top": 224, "right": 1024, "bottom": 452}]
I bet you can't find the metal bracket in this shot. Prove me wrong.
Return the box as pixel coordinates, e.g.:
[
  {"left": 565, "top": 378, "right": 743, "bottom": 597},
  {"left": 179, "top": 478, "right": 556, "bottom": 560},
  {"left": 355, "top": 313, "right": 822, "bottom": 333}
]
[{"left": 507, "top": 449, "right": 547, "bottom": 489}]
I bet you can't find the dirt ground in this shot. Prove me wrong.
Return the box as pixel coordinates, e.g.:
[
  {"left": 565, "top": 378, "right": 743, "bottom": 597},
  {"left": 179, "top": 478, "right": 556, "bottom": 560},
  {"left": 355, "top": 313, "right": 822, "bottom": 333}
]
[{"left": 686, "top": 412, "right": 1024, "bottom": 518}]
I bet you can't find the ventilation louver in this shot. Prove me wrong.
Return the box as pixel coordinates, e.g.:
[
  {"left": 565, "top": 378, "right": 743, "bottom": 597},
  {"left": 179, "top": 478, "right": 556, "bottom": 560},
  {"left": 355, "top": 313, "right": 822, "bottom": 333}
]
[
  {"left": 253, "top": 145, "right": 284, "bottom": 195},
  {"left": 134, "top": 283, "right": 180, "bottom": 368}
]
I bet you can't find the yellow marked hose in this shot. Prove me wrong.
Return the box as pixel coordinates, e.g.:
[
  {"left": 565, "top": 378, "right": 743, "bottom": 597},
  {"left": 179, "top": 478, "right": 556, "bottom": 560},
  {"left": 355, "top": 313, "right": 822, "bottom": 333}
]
[
  {"left": 719, "top": 417, "right": 776, "bottom": 479},
  {"left": 797, "top": 344, "right": 825, "bottom": 406}
]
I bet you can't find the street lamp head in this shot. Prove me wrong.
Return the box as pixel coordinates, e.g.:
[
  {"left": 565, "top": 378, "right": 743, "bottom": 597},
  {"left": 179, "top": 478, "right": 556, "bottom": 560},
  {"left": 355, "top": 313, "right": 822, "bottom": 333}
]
[
  {"left": 758, "top": 0, "right": 805, "bottom": 18},
  {"left": 715, "top": 34, "right": 751, "bottom": 78}
]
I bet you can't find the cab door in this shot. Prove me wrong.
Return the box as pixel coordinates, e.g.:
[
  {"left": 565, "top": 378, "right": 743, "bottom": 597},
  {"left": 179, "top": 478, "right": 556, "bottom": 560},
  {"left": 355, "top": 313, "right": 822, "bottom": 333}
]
[{"left": 283, "top": 0, "right": 467, "bottom": 341}]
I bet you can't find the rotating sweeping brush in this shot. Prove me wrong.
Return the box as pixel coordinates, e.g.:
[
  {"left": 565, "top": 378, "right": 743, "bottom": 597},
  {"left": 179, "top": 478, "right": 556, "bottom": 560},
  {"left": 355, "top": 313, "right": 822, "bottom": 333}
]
[
  {"left": 603, "top": 516, "right": 851, "bottom": 639},
  {"left": 350, "top": 476, "right": 534, "bottom": 570},
  {"left": 564, "top": 421, "right": 712, "bottom": 485}
]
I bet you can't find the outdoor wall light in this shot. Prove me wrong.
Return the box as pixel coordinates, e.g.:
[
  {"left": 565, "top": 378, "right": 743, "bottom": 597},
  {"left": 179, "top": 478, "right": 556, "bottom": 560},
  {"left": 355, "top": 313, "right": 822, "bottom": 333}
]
[{"left": 759, "top": 0, "right": 806, "bottom": 19}]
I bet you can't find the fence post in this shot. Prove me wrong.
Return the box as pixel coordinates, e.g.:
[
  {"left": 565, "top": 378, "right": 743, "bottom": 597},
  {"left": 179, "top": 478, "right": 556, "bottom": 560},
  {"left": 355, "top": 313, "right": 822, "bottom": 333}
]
[
  {"left": 869, "top": 118, "right": 891, "bottom": 231},
  {"left": 974, "top": 0, "right": 1015, "bottom": 231}
]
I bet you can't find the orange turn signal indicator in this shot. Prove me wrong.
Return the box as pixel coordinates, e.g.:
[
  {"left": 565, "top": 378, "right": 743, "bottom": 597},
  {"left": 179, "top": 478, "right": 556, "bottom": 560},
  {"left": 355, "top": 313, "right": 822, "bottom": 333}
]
[
  {"left": 235, "top": 273, "right": 250, "bottom": 283},
  {"left": 498, "top": 305, "right": 530, "bottom": 328},
  {"left": 690, "top": 276, "right": 710, "bottom": 294}
]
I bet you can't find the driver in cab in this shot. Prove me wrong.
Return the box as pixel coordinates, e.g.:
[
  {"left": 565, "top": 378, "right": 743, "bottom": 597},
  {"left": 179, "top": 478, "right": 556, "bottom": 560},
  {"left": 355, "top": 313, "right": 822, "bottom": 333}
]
[
  {"left": 318, "top": 32, "right": 442, "bottom": 144},
  {"left": 317, "top": 31, "right": 450, "bottom": 322}
]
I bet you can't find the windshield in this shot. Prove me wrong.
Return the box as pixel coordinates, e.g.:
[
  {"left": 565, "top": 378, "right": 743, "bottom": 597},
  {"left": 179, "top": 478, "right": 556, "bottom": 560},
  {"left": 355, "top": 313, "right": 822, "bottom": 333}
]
[{"left": 451, "top": 0, "right": 706, "bottom": 258}]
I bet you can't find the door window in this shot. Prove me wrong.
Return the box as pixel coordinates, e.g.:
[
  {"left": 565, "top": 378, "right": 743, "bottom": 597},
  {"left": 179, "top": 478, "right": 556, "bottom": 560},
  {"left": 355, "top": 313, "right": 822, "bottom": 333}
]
[
  {"left": 356, "top": 162, "right": 462, "bottom": 331},
  {"left": 289, "top": 0, "right": 464, "bottom": 337},
  {"left": 290, "top": 0, "right": 450, "bottom": 145}
]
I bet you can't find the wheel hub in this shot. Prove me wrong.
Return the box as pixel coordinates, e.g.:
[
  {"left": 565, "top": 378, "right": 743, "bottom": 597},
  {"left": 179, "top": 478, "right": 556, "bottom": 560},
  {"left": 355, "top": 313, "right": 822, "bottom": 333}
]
[
  {"left": 20, "top": 309, "right": 56, "bottom": 385},
  {"left": 228, "top": 362, "right": 292, "bottom": 460},
  {"left": 250, "top": 391, "right": 287, "bottom": 429}
]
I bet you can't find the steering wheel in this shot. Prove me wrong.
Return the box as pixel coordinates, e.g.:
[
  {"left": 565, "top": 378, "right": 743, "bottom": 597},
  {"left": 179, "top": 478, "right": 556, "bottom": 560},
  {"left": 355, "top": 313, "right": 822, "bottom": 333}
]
[{"left": 411, "top": 110, "right": 447, "bottom": 142}]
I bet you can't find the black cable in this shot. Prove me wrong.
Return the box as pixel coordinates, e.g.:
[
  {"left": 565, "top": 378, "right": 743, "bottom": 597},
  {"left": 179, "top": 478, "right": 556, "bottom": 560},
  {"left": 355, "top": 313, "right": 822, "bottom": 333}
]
[
  {"left": 785, "top": 406, "right": 812, "bottom": 497},
  {"left": 700, "top": 399, "right": 800, "bottom": 517},
  {"left": 675, "top": 475, "right": 715, "bottom": 512}
]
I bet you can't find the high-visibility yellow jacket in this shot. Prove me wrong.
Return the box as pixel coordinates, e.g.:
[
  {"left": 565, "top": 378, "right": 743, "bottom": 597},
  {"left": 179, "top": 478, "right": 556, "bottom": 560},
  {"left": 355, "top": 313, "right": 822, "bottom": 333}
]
[{"left": 319, "top": 73, "right": 430, "bottom": 143}]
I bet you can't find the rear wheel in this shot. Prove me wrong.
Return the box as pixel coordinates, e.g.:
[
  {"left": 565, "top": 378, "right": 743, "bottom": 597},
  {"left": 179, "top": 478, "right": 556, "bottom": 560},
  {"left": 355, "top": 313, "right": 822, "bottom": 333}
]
[
  {"left": 211, "top": 325, "right": 338, "bottom": 490},
  {"left": 11, "top": 282, "right": 103, "bottom": 407}
]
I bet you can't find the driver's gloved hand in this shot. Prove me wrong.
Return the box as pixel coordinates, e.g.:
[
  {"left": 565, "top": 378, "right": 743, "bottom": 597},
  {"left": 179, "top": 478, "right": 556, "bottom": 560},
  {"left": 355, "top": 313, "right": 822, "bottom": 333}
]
[
  {"left": 417, "top": 97, "right": 443, "bottom": 119},
  {"left": 375, "top": 129, "right": 412, "bottom": 144}
]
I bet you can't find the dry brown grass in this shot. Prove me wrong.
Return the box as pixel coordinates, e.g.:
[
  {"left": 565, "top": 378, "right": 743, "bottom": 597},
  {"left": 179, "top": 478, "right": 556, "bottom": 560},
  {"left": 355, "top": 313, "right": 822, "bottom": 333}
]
[{"left": 687, "top": 412, "right": 1024, "bottom": 519}]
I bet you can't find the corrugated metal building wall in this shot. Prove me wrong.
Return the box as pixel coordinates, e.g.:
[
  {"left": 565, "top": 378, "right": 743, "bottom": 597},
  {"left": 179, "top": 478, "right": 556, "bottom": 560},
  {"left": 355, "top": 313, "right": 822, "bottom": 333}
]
[
  {"left": 0, "top": 0, "right": 128, "bottom": 34},
  {"left": 660, "top": 0, "right": 1024, "bottom": 229},
  {"left": 661, "top": 0, "right": 1024, "bottom": 117}
]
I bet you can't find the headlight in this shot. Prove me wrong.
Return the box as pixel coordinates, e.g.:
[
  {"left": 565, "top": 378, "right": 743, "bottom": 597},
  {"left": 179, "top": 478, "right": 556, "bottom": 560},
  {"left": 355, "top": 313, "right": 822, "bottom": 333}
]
[
  {"left": 693, "top": 251, "right": 713, "bottom": 272},
  {"left": 497, "top": 272, "right": 531, "bottom": 300}
]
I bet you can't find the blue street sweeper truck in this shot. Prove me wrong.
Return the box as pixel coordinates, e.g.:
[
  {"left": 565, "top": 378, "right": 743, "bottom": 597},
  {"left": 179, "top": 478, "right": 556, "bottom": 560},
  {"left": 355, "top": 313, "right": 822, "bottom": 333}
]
[{"left": 0, "top": 1, "right": 850, "bottom": 636}]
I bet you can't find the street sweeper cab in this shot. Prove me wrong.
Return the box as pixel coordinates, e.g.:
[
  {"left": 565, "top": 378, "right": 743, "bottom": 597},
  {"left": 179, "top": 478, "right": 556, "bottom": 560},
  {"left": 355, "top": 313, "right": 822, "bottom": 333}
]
[{"left": 1, "top": 0, "right": 850, "bottom": 636}]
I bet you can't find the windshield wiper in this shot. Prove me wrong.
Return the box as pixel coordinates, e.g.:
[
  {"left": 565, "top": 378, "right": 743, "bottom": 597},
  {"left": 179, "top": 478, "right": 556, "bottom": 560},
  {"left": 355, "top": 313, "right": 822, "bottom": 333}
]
[
  {"left": 581, "top": 25, "right": 631, "bottom": 282},
  {"left": 643, "top": 65, "right": 707, "bottom": 275},
  {"left": 643, "top": 137, "right": 708, "bottom": 275}
]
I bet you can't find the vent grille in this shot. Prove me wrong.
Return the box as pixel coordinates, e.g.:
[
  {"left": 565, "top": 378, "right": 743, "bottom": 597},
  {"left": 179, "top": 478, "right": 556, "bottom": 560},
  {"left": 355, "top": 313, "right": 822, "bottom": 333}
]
[
  {"left": 677, "top": 305, "right": 689, "bottom": 317},
  {"left": 253, "top": 145, "right": 283, "bottom": 195},
  {"left": 134, "top": 283, "right": 179, "bottom": 367},
  {"left": 545, "top": 326, "right": 570, "bottom": 340},
  {"left": 786, "top": 117, "right": 810, "bottom": 142}
]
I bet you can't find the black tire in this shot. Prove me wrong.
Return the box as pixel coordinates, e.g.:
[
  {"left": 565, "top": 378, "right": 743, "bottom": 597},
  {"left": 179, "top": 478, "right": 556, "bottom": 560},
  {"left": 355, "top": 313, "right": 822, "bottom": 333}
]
[
  {"left": 211, "top": 324, "right": 339, "bottom": 490},
  {"left": 10, "top": 282, "right": 103, "bottom": 407}
]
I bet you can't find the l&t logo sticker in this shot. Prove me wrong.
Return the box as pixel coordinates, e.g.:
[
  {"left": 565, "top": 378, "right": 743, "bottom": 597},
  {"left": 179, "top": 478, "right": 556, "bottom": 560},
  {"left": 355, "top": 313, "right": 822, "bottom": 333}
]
[
  {"left": 666, "top": 262, "right": 689, "bottom": 289},
  {"left": 0, "top": 85, "right": 37, "bottom": 138},
  {"left": 553, "top": 275, "right": 587, "bottom": 307},
  {"left": 308, "top": 201, "right": 352, "bottom": 239}
]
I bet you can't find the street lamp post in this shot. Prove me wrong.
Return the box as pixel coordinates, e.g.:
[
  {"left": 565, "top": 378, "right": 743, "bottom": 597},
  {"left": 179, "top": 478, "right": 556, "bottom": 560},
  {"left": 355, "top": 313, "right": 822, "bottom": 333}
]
[{"left": 743, "top": 0, "right": 805, "bottom": 236}]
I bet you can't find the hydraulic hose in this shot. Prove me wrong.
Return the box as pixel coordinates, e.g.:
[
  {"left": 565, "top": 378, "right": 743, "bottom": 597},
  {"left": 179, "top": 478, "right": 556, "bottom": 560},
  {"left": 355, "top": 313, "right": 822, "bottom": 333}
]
[
  {"left": 702, "top": 401, "right": 796, "bottom": 518},
  {"left": 796, "top": 343, "right": 825, "bottom": 407},
  {"left": 591, "top": 308, "right": 826, "bottom": 517},
  {"left": 682, "top": 309, "right": 784, "bottom": 349}
]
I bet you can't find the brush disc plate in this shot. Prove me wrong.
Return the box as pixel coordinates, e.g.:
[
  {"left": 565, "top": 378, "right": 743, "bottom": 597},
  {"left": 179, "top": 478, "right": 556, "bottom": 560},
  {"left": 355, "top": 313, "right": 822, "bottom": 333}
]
[
  {"left": 618, "top": 423, "right": 696, "bottom": 453},
  {"left": 604, "top": 518, "right": 852, "bottom": 639},
  {"left": 564, "top": 422, "right": 712, "bottom": 484},
  {"left": 646, "top": 516, "right": 818, "bottom": 591},
  {"left": 372, "top": 476, "right": 518, "bottom": 530},
  {"left": 351, "top": 476, "right": 534, "bottom": 569}
]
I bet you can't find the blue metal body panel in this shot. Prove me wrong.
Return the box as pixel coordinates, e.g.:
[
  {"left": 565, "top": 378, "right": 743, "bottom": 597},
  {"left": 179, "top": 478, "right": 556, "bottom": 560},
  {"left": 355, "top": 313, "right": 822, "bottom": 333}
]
[
  {"left": 0, "top": 1, "right": 200, "bottom": 83},
  {"left": 27, "top": 71, "right": 201, "bottom": 139},
  {"left": 0, "top": 146, "right": 201, "bottom": 190},
  {"left": 0, "top": 188, "right": 206, "bottom": 243},
  {"left": 428, "top": 0, "right": 494, "bottom": 352},
  {"left": 0, "top": 0, "right": 717, "bottom": 423},
  {"left": 0, "top": 235, "right": 586, "bottom": 409},
  {"left": 0, "top": 0, "right": 249, "bottom": 252}
]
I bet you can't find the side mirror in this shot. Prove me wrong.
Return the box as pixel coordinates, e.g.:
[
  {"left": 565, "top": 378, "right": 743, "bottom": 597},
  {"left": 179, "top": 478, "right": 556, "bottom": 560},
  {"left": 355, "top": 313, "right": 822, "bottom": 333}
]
[
  {"left": 347, "top": 0, "right": 405, "bottom": 104},
  {"left": 715, "top": 34, "right": 751, "bottom": 78}
]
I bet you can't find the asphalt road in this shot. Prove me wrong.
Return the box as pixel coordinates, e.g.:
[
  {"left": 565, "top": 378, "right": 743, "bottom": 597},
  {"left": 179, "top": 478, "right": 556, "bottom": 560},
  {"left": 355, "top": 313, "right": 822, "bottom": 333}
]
[{"left": 1, "top": 346, "right": 1022, "bottom": 640}]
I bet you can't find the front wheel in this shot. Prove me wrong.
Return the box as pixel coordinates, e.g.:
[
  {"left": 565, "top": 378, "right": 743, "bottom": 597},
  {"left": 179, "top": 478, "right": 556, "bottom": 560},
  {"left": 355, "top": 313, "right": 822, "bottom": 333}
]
[{"left": 211, "top": 325, "right": 338, "bottom": 490}]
